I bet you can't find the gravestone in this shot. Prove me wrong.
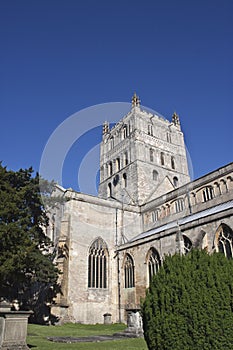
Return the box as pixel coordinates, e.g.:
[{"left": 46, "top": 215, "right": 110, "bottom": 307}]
[
  {"left": 124, "top": 308, "right": 144, "bottom": 337},
  {"left": 103, "top": 313, "right": 112, "bottom": 324},
  {"left": 0, "top": 300, "right": 32, "bottom": 350}
]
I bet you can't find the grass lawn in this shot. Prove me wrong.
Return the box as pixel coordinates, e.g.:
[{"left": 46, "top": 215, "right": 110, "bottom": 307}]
[{"left": 27, "top": 323, "right": 148, "bottom": 349}]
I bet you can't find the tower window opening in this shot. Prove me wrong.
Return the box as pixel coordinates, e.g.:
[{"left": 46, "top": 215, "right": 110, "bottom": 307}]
[
  {"left": 160, "top": 152, "right": 165, "bottom": 166},
  {"left": 148, "top": 124, "right": 153, "bottom": 136},
  {"left": 123, "top": 125, "right": 128, "bottom": 139},
  {"left": 123, "top": 173, "right": 127, "bottom": 188},
  {"left": 108, "top": 162, "right": 113, "bottom": 176},
  {"left": 124, "top": 254, "right": 135, "bottom": 288},
  {"left": 113, "top": 174, "right": 119, "bottom": 186},
  {"left": 150, "top": 148, "right": 154, "bottom": 162},
  {"left": 116, "top": 158, "right": 120, "bottom": 171},
  {"left": 173, "top": 176, "right": 178, "bottom": 187},
  {"left": 110, "top": 136, "right": 114, "bottom": 149},
  {"left": 108, "top": 183, "right": 112, "bottom": 197},
  {"left": 124, "top": 152, "right": 128, "bottom": 166},
  {"left": 171, "top": 156, "right": 175, "bottom": 169}
]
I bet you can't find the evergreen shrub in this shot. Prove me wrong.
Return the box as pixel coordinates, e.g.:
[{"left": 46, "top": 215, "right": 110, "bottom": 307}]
[{"left": 141, "top": 249, "right": 233, "bottom": 350}]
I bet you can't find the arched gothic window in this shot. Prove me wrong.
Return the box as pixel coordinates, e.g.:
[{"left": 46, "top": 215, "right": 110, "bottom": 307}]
[
  {"left": 124, "top": 254, "right": 135, "bottom": 288},
  {"left": 88, "top": 238, "right": 108, "bottom": 288},
  {"left": 215, "top": 224, "right": 233, "bottom": 259},
  {"left": 183, "top": 235, "right": 192, "bottom": 255},
  {"left": 124, "top": 151, "right": 128, "bottom": 166},
  {"left": 173, "top": 176, "right": 178, "bottom": 187},
  {"left": 123, "top": 173, "right": 127, "bottom": 188},
  {"left": 110, "top": 137, "right": 114, "bottom": 149},
  {"left": 123, "top": 125, "right": 128, "bottom": 139},
  {"left": 148, "top": 248, "right": 161, "bottom": 283},
  {"left": 108, "top": 183, "right": 112, "bottom": 197}
]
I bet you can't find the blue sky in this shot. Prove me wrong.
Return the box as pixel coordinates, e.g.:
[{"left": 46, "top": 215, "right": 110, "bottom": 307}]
[{"left": 1, "top": 0, "right": 232, "bottom": 194}]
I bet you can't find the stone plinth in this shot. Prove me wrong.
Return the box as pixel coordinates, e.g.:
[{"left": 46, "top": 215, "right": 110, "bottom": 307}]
[
  {"left": 103, "top": 313, "right": 112, "bottom": 324},
  {"left": 0, "top": 301, "right": 32, "bottom": 350}
]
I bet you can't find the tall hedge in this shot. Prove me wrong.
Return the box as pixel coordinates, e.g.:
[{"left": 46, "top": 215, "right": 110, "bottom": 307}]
[{"left": 141, "top": 249, "right": 233, "bottom": 350}]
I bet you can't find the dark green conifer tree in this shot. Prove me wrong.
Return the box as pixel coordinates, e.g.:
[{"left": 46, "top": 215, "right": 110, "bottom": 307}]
[
  {"left": 141, "top": 249, "right": 233, "bottom": 350},
  {"left": 0, "top": 163, "right": 59, "bottom": 323}
]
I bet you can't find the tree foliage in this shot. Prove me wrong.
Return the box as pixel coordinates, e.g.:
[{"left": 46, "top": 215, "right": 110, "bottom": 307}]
[
  {"left": 0, "top": 163, "right": 59, "bottom": 323},
  {"left": 141, "top": 249, "right": 233, "bottom": 350}
]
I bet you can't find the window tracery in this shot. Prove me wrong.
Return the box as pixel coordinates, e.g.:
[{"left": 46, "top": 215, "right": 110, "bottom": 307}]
[
  {"left": 215, "top": 224, "right": 233, "bottom": 259},
  {"left": 88, "top": 238, "right": 108, "bottom": 288},
  {"left": 202, "top": 186, "right": 214, "bottom": 202},
  {"left": 152, "top": 208, "right": 160, "bottom": 222},
  {"left": 148, "top": 248, "right": 161, "bottom": 283},
  {"left": 183, "top": 235, "right": 192, "bottom": 255},
  {"left": 124, "top": 254, "right": 135, "bottom": 288},
  {"left": 175, "top": 198, "right": 184, "bottom": 213}
]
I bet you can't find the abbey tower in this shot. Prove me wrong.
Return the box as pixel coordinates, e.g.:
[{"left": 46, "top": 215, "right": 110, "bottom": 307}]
[{"left": 98, "top": 94, "right": 190, "bottom": 205}]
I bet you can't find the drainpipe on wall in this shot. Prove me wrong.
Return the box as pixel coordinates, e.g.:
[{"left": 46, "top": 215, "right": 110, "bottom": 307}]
[
  {"left": 115, "top": 208, "right": 122, "bottom": 323},
  {"left": 117, "top": 251, "right": 122, "bottom": 323}
]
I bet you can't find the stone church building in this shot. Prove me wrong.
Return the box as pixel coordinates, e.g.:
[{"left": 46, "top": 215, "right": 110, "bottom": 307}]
[{"left": 48, "top": 94, "right": 233, "bottom": 325}]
